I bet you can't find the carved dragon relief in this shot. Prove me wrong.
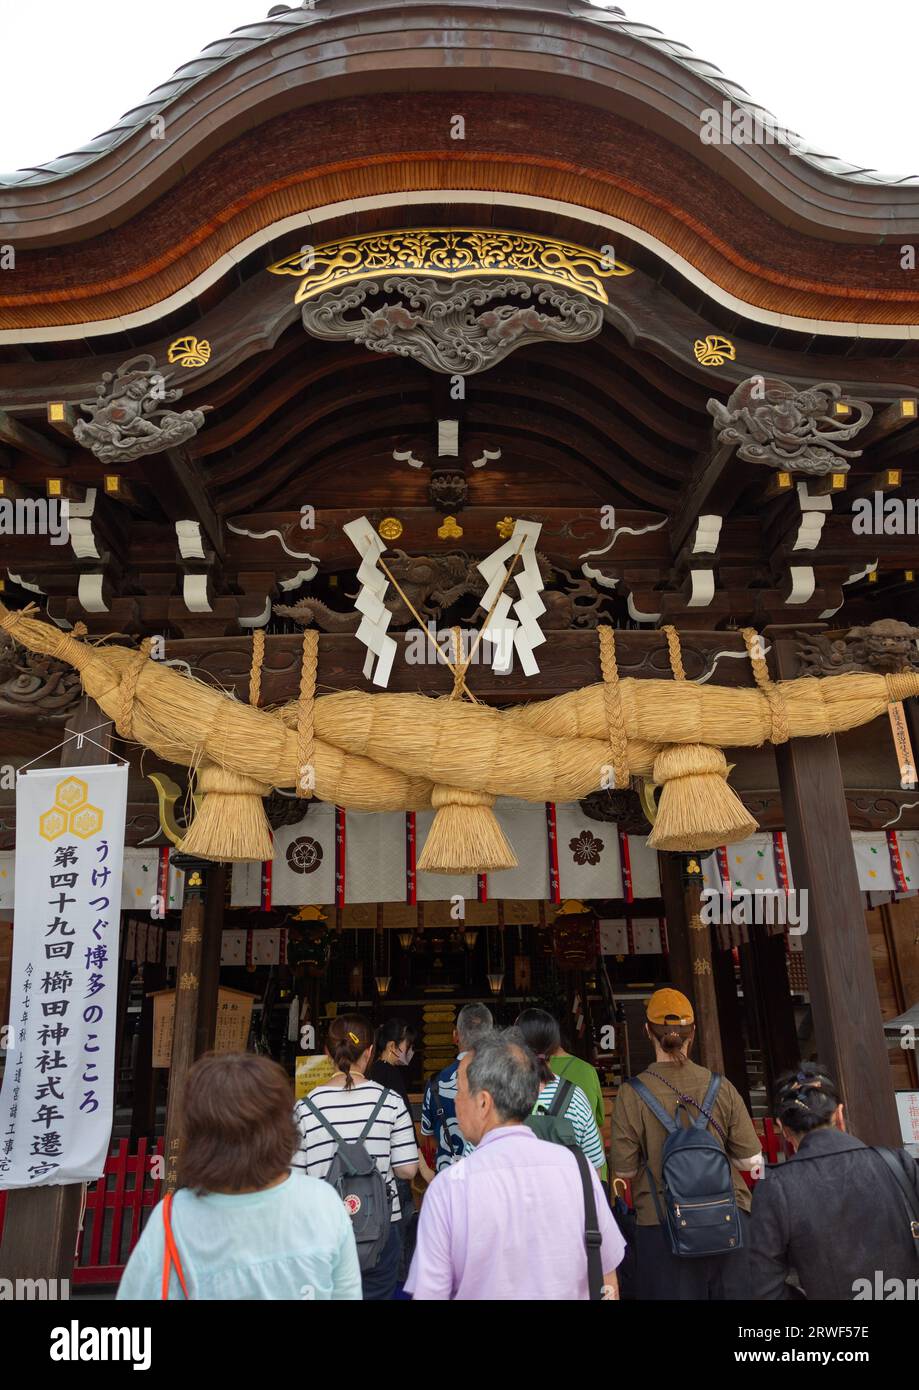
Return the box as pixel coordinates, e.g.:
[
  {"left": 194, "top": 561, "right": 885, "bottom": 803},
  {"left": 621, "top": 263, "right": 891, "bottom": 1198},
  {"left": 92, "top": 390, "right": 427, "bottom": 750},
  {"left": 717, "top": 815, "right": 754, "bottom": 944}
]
[
  {"left": 795, "top": 619, "right": 919, "bottom": 675},
  {"left": 0, "top": 631, "right": 82, "bottom": 719},
  {"left": 707, "top": 376, "right": 873, "bottom": 475},
  {"left": 299, "top": 276, "right": 604, "bottom": 374},
  {"left": 274, "top": 550, "right": 611, "bottom": 632}
]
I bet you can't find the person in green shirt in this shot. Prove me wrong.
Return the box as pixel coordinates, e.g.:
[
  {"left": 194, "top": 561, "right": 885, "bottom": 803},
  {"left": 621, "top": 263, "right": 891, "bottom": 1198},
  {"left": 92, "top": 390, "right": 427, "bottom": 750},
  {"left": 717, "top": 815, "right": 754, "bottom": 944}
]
[{"left": 515, "top": 1008, "right": 607, "bottom": 1180}]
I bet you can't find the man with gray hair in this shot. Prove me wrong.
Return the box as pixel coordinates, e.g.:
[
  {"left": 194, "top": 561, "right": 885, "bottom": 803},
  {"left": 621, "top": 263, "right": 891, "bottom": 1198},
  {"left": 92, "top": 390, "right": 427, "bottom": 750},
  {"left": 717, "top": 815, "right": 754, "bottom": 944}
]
[
  {"left": 421, "top": 1003, "right": 493, "bottom": 1174},
  {"left": 406, "top": 1029, "right": 624, "bottom": 1300}
]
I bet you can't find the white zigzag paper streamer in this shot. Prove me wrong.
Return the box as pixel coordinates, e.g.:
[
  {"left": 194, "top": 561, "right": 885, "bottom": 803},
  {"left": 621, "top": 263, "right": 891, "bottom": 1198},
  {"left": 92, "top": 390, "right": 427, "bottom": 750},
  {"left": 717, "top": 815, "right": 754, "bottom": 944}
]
[
  {"left": 343, "top": 517, "right": 397, "bottom": 688},
  {"left": 477, "top": 519, "right": 546, "bottom": 676}
]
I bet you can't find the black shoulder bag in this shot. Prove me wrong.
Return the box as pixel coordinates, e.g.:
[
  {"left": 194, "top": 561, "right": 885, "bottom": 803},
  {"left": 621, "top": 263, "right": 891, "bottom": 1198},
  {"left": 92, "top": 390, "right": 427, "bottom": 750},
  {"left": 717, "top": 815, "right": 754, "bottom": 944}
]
[
  {"left": 872, "top": 1146, "right": 919, "bottom": 1262},
  {"left": 568, "top": 1142, "right": 605, "bottom": 1300}
]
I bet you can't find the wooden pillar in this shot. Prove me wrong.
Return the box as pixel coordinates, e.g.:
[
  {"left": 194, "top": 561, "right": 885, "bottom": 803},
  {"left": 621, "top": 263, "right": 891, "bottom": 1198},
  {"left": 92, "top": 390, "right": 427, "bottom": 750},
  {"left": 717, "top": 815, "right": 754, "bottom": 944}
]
[
  {"left": 658, "top": 852, "right": 694, "bottom": 1000},
  {"left": 772, "top": 633, "right": 901, "bottom": 1145},
  {"left": 658, "top": 852, "right": 723, "bottom": 1072},
  {"left": 747, "top": 924, "right": 800, "bottom": 1107},
  {"left": 0, "top": 697, "right": 112, "bottom": 1283},
  {"left": 194, "top": 866, "right": 227, "bottom": 1057},
  {"left": 162, "top": 858, "right": 222, "bottom": 1192},
  {"left": 130, "top": 962, "right": 165, "bottom": 1142},
  {"left": 711, "top": 940, "right": 751, "bottom": 1108},
  {"left": 683, "top": 870, "right": 724, "bottom": 1074}
]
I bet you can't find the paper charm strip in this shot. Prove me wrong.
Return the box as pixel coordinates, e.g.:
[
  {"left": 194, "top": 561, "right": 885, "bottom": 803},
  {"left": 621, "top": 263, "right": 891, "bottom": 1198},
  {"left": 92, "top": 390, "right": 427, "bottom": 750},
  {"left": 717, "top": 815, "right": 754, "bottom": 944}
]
[
  {"left": 343, "top": 517, "right": 397, "bottom": 687},
  {"left": 476, "top": 519, "right": 546, "bottom": 676}
]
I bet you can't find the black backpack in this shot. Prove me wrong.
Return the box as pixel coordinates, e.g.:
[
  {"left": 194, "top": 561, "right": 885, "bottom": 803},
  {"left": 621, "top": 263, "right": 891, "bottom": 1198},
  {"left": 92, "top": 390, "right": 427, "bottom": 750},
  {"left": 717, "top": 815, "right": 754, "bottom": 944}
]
[
  {"left": 627, "top": 1072, "right": 742, "bottom": 1258},
  {"left": 301, "top": 1088, "right": 393, "bottom": 1271}
]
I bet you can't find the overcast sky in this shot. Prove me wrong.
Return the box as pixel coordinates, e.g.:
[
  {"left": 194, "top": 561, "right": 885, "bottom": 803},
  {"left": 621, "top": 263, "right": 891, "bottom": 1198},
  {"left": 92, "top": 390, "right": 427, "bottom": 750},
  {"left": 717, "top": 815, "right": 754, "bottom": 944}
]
[{"left": 0, "top": 1, "right": 916, "bottom": 178}]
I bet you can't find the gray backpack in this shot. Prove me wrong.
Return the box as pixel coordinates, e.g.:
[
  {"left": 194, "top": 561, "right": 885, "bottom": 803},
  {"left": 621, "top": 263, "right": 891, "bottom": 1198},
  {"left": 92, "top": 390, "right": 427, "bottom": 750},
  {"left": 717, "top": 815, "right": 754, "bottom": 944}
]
[{"left": 301, "top": 1088, "right": 393, "bottom": 1271}]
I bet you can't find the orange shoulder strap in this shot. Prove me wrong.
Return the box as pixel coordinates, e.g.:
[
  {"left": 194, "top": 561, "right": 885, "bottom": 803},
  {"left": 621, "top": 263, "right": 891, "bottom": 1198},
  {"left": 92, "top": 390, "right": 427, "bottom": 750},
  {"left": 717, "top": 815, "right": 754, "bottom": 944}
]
[{"left": 161, "top": 1191, "right": 190, "bottom": 1300}]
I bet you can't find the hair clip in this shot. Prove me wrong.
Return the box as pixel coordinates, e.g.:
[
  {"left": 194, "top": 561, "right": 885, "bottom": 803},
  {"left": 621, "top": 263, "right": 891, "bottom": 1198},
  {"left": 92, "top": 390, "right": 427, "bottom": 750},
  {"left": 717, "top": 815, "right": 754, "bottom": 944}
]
[{"left": 348, "top": 1030, "right": 360, "bottom": 1046}]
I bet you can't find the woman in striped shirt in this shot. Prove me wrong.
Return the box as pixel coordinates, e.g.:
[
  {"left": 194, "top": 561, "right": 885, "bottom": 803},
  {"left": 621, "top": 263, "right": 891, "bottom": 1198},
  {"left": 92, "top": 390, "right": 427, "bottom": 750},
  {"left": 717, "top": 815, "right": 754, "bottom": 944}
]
[
  {"left": 293, "top": 1015, "right": 419, "bottom": 1301},
  {"left": 517, "top": 1011, "right": 607, "bottom": 1170},
  {"left": 462, "top": 1020, "right": 607, "bottom": 1170}
]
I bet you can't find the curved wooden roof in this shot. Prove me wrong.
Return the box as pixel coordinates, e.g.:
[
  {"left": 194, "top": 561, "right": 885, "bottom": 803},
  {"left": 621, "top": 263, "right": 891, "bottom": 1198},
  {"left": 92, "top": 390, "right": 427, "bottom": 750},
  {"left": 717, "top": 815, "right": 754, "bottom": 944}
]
[{"left": 2, "top": 0, "right": 919, "bottom": 339}]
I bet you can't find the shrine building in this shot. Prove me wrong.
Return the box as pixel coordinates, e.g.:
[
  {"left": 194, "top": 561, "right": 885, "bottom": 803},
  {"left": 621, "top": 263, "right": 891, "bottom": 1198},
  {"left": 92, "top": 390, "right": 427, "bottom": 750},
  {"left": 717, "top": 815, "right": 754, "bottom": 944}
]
[{"left": 0, "top": 0, "right": 917, "bottom": 1287}]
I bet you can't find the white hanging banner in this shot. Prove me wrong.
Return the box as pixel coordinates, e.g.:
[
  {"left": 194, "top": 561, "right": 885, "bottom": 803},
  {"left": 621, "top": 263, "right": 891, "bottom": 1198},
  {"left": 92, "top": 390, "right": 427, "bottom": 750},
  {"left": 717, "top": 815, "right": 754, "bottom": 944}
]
[
  {"left": 0, "top": 763, "right": 128, "bottom": 1189},
  {"left": 556, "top": 803, "right": 622, "bottom": 898}
]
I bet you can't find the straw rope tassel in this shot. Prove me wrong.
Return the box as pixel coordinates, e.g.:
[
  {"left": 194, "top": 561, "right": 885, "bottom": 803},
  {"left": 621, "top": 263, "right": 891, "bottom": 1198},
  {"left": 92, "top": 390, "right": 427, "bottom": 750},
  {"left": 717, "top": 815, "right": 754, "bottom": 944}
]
[
  {"left": 179, "top": 627, "right": 274, "bottom": 862},
  {"left": 648, "top": 624, "right": 757, "bottom": 852},
  {"left": 416, "top": 625, "right": 519, "bottom": 875}
]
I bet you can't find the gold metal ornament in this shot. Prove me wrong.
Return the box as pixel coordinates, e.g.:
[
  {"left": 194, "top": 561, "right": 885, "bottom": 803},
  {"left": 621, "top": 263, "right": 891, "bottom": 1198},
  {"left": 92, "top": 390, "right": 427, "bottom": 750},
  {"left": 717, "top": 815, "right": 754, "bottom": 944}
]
[
  {"left": 268, "top": 228, "right": 633, "bottom": 305},
  {"left": 496, "top": 516, "right": 515, "bottom": 539},
  {"left": 167, "top": 336, "right": 212, "bottom": 368},
  {"left": 437, "top": 515, "right": 463, "bottom": 539},
  {"left": 638, "top": 778, "right": 659, "bottom": 826},
  {"left": 148, "top": 771, "right": 203, "bottom": 847},
  {"left": 378, "top": 517, "right": 403, "bottom": 541},
  {"left": 693, "top": 335, "right": 736, "bottom": 368}
]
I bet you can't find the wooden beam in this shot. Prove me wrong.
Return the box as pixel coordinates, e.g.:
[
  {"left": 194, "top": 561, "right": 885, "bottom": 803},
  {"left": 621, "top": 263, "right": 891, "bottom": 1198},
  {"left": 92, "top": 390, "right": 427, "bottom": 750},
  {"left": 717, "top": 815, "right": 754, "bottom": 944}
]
[
  {"left": 0, "top": 409, "right": 69, "bottom": 470},
  {"left": 46, "top": 402, "right": 78, "bottom": 441},
  {"left": 154, "top": 629, "right": 761, "bottom": 706},
  {"left": 805, "top": 472, "right": 848, "bottom": 498},
  {"left": 770, "top": 632, "right": 902, "bottom": 1145},
  {"left": 161, "top": 447, "right": 225, "bottom": 562},
  {"left": 848, "top": 466, "right": 904, "bottom": 502},
  {"left": 858, "top": 398, "right": 917, "bottom": 448},
  {"left": 670, "top": 442, "right": 736, "bottom": 553}
]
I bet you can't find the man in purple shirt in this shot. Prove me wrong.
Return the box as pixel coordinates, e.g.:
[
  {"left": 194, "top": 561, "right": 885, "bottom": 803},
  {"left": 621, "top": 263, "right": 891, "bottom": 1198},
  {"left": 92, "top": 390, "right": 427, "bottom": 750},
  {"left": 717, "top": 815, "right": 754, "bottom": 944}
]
[{"left": 405, "top": 1028, "right": 624, "bottom": 1300}]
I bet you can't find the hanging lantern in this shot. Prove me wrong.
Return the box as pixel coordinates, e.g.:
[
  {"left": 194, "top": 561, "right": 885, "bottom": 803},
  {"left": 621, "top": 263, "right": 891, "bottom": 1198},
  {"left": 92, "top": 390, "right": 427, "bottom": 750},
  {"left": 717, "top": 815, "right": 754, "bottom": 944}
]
[
  {"left": 374, "top": 975, "right": 392, "bottom": 996},
  {"left": 398, "top": 931, "right": 414, "bottom": 950},
  {"left": 486, "top": 971, "right": 505, "bottom": 995},
  {"left": 463, "top": 930, "right": 479, "bottom": 950}
]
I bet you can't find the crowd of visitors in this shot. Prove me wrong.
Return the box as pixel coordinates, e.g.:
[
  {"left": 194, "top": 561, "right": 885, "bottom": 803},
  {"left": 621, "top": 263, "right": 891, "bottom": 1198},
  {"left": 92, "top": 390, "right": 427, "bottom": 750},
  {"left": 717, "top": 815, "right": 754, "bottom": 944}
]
[{"left": 117, "top": 988, "right": 919, "bottom": 1302}]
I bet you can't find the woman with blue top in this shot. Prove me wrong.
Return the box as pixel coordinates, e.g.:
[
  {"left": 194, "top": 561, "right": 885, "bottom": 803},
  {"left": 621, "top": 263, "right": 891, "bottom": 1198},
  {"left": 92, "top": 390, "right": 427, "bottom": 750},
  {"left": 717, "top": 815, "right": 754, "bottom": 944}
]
[{"left": 117, "top": 1052, "right": 361, "bottom": 1301}]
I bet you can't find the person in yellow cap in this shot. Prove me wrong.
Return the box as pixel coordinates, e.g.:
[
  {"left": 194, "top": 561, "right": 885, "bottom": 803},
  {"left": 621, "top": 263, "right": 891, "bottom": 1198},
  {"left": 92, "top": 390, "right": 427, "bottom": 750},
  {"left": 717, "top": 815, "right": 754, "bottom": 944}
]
[{"left": 610, "top": 988, "right": 762, "bottom": 1300}]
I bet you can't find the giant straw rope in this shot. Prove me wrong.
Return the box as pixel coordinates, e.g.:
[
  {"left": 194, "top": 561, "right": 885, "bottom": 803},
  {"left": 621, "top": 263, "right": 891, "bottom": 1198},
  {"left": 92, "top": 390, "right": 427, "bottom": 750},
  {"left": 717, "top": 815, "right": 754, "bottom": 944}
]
[{"left": 1, "top": 601, "right": 916, "bottom": 868}]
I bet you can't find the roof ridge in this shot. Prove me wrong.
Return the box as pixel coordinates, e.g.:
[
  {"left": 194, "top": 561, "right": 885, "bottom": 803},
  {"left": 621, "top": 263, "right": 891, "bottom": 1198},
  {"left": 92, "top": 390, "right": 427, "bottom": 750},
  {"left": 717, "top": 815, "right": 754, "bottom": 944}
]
[
  {"left": 1, "top": 0, "right": 916, "bottom": 189},
  {"left": 574, "top": 4, "right": 919, "bottom": 185}
]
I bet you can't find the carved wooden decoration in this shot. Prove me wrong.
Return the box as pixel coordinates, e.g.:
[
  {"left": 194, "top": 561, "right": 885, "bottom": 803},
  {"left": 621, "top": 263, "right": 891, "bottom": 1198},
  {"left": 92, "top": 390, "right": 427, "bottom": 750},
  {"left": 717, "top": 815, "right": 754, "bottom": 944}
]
[
  {"left": 73, "top": 355, "right": 211, "bottom": 463},
  {"left": 298, "top": 277, "right": 604, "bottom": 374},
  {"left": 274, "top": 550, "right": 610, "bottom": 631},
  {"left": 795, "top": 619, "right": 919, "bottom": 675},
  {"left": 707, "top": 377, "right": 873, "bottom": 475},
  {"left": 0, "top": 633, "right": 82, "bottom": 720}
]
